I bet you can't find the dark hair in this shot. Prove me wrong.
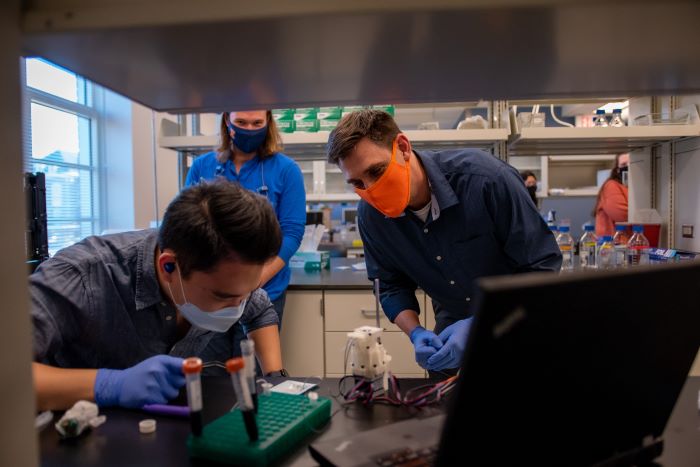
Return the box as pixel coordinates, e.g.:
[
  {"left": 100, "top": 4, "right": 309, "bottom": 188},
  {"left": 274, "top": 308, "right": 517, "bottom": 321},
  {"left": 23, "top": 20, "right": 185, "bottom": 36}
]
[
  {"left": 216, "top": 110, "right": 283, "bottom": 164},
  {"left": 592, "top": 153, "right": 626, "bottom": 216},
  {"left": 520, "top": 170, "right": 537, "bottom": 182},
  {"left": 327, "top": 109, "right": 401, "bottom": 164},
  {"left": 158, "top": 181, "right": 281, "bottom": 277}
]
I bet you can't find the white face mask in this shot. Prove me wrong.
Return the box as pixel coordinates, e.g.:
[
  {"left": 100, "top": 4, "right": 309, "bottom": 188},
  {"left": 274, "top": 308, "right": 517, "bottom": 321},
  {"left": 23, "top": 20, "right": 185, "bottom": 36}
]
[{"left": 167, "top": 267, "right": 246, "bottom": 333}]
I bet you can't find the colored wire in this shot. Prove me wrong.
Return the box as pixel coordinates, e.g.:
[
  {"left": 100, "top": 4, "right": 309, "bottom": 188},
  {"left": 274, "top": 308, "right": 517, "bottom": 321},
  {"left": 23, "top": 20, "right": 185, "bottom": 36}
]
[{"left": 338, "top": 373, "right": 458, "bottom": 408}]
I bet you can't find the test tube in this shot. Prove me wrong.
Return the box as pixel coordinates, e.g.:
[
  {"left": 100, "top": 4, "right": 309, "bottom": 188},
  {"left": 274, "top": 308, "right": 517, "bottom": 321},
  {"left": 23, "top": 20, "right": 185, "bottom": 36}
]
[
  {"left": 226, "top": 357, "right": 258, "bottom": 442},
  {"left": 182, "top": 357, "right": 203, "bottom": 436},
  {"left": 240, "top": 340, "right": 258, "bottom": 412}
]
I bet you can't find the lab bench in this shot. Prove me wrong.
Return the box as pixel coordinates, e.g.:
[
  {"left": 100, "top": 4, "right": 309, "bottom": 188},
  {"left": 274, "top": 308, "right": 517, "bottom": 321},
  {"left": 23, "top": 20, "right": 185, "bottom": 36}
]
[
  {"left": 283, "top": 258, "right": 434, "bottom": 379},
  {"left": 38, "top": 376, "right": 700, "bottom": 466}
]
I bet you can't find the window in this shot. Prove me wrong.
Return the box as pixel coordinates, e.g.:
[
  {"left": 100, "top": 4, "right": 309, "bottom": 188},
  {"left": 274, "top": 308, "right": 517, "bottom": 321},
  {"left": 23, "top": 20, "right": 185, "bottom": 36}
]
[{"left": 23, "top": 58, "right": 101, "bottom": 256}]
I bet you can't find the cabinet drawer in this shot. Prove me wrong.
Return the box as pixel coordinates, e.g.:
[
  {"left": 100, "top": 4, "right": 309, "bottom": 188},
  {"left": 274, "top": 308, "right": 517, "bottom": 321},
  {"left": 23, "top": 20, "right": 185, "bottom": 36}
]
[
  {"left": 326, "top": 373, "right": 427, "bottom": 379},
  {"left": 324, "top": 290, "right": 423, "bottom": 332},
  {"left": 325, "top": 331, "right": 426, "bottom": 376}
]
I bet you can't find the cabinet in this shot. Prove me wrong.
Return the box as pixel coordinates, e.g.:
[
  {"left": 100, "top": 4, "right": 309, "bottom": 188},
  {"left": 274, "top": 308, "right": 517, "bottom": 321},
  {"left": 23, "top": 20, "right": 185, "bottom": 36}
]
[
  {"left": 325, "top": 332, "right": 424, "bottom": 377},
  {"left": 323, "top": 290, "right": 426, "bottom": 378},
  {"left": 324, "top": 290, "right": 401, "bottom": 332},
  {"left": 281, "top": 289, "right": 431, "bottom": 378},
  {"left": 280, "top": 291, "right": 325, "bottom": 378}
]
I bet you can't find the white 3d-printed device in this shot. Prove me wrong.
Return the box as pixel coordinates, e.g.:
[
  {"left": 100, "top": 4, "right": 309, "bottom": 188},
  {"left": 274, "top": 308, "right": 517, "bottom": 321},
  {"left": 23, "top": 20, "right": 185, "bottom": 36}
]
[{"left": 346, "top": 326, "right": 392, "bottom": 382}]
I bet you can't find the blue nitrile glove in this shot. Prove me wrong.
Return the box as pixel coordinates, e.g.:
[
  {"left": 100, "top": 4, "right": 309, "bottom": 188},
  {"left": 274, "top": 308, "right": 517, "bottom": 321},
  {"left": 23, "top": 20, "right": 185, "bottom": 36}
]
[
  {"left": 94, "top": 355, "right": 186, "bottom": 408},
  {"left": 426, "top": 318, "right": 473, "bottom": 371},
  {"left": 409, "top": 326, "right": 444, "bottom": 369}
]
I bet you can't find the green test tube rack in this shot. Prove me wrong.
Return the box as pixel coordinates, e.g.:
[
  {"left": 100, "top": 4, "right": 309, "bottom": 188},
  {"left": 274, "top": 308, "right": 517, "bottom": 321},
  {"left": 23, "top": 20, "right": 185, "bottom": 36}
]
[{"left": 187, "top": 392, "right": 331, "bottom": 466}]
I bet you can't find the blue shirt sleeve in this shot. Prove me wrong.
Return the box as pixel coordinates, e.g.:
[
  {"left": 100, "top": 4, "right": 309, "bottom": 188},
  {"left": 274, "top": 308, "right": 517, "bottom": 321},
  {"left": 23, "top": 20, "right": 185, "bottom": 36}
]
[
  {"left": 184, "top": 157, "right": 201, "bottom": 187},
  {"left": 275, "top": 162, "right": 306, "bottom": 263},
  {"left": 487, "top": 165, "right": 562, "bottom": 272},
  {"left": 358, "top": 207, "right": 421, "bottom": 322},
  {"left": 29, "top": 258, "right": 91, "bottom": 362}
]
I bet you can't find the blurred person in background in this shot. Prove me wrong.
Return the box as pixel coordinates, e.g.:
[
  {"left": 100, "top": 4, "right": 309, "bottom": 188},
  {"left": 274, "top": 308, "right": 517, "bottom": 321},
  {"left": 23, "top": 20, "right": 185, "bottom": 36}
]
[
  {"left": 520, "top": 170, "right": 538, "bottom": 207},
  {"left": 593, "top": 153, "right": 629, "bottom": 237}
]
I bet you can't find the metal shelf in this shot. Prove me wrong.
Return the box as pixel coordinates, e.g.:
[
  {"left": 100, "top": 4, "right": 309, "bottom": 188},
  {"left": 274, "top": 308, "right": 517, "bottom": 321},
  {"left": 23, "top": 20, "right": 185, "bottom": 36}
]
[
  {"left": 548, "top": 155, "right": 615, "bottom": 162},
  {"left": 547, "top": 188, "right": 599, "bottom": 197},
  {"left": 307, "top": 193, "right": 360, "bottom": 202},
  {"left": 508, "top": 125, "right": 700, "bottom": 156},
  {"left": 159, "top": 129, "right": 509, "bottom": 158}
]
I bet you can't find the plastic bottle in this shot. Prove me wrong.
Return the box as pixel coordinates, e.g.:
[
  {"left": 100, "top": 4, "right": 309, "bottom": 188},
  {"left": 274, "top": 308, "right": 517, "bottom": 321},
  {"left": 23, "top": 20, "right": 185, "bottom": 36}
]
[
  {"left": 556, "top": 225, "right": 574, "bottom": 272},
  {"left": 578, "top": 224, "right": 598, "bottom": 269},
  {"left": 594, "top": 109, "right": 609, "bottom": 127},
  {"left": 597, "top": 236, "right": 615, "bottom": 270},
  {"left": 626, "top": 225, "right": 650, "bottom": 266},
  {"left": 609, "top": 109, "right": 625, "bottom": 127},
  {"left": 612, "top": 224, "right": 629, "bottom": 268},
  {"left": 548, "top": 224, "right": 558, "bottom": 236}
]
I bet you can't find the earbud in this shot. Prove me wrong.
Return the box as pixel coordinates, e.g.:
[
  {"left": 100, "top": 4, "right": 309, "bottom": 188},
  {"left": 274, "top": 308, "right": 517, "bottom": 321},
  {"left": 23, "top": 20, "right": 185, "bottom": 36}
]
[{"left": 164, "top": 263, "right": 176, "bottom": 273}]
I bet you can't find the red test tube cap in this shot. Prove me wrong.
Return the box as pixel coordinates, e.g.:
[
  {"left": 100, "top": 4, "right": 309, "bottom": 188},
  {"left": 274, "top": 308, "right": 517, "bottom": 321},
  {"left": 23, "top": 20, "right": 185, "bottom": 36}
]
[
  {"left": 226, "top": 357, "right": 244, "bottom": 373},
  {"left": 182, "top": 357, "right": 203, "bottom": 375}
]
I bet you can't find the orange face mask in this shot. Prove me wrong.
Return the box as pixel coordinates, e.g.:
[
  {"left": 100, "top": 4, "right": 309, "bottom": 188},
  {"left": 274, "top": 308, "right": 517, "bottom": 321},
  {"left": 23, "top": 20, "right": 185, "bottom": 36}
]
[{"left": 355, "top": 139, "right": 411, "bottom": 218}]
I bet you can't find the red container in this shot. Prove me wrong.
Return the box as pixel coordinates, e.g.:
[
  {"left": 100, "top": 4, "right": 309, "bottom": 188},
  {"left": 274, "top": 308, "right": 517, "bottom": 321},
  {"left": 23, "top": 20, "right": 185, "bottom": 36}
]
[{"left": 614, "top": 222, "right": 661, "bottom": 248}]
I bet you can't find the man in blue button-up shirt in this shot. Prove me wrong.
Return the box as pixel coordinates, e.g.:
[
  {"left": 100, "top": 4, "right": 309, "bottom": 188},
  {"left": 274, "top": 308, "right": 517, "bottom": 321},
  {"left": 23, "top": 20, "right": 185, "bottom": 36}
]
[
  {"left": 328, "top": 110, "right": 561, "bottom": 372},
  {"left": 31, "top": 182, "right": 286, "bottom": 410}
]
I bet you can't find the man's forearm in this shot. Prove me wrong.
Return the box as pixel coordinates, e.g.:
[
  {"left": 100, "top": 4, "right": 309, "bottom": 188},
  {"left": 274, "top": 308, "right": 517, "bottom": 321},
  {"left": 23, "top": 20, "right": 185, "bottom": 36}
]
[
  {"left": 393, "top": 309, "right": 422, "bottom": 336},
  {"left": 33, "top": 362, "right": 97, "bottom": 411},
  {"left": 248, "top": 325, "right": 283, "bottom": 374}
]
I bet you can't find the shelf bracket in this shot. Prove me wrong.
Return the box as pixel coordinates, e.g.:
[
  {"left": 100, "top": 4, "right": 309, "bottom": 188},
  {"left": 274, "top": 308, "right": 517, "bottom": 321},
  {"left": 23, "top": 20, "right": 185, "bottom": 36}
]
[
  {"left": 492, "top": 100, "right": 509, "bottom": 162},
  {"left": 668, "top": 96, "right": 679, "bottom": 249}
]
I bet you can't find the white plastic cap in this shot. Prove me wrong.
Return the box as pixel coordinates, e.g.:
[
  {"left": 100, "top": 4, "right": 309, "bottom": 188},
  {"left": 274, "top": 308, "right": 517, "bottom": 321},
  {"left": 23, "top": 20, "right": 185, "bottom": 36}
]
[
  {"left": 261, "top": 382, "right": 273, "bottom": 396},
  {"left": 139, "top": 419, "right": 156, "bottom": 434}
]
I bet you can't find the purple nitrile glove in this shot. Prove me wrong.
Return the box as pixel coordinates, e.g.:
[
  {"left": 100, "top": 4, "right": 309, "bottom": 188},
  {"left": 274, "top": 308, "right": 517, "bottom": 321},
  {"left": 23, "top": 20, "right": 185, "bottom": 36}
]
[
  {"left": 94, "top": 355, "right": 185, "bottom": 408},
  {"left": 426, "top": 318, "right": 473, "bottom": 371},
  {"left": 409, "top": 326, "right": 444, "bottom": 369}
]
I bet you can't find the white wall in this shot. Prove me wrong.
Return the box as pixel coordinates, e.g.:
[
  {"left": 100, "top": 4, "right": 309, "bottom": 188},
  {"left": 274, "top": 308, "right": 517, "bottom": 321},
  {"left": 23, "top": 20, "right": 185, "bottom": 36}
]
[
  {"left": 101, "top": 89, "right": 135, "bottom": 232},
  {"left": 0, "top": 1, "right": 40, "bottom": 465},
  {"left": 97, "top": 98, "right": 180, "bottom": 233},
  {"left": 131, "top": 104, "right": 180, "bottom": 229}
]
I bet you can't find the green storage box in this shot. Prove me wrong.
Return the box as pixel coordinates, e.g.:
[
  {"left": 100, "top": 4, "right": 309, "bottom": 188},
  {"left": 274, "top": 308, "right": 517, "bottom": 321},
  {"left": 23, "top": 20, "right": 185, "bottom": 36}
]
[
  {"left": 341, "top": 105, "right": 366, "bottom": 117},
  {"left": 294, "top": 108, "right": 320, "bottom": 132},
  {"left": 318, "top": 106, "right": 342, "bottom": 120},
  {"left": 319, "top": 119, "right": 340, "bottom": 131},
  {"left": 272, "top": 109, "right": 296, "bottom": 133},
  {"left": 371, "top": 104, "right": 396, "bottom": 116}
]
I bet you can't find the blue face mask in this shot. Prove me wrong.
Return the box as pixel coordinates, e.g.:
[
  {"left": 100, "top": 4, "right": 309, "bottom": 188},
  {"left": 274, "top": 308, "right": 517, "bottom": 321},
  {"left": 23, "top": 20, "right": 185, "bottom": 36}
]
[
  {"left": 167, "top": 267, "right": 247, "bottom": 333},
  {"left": 226, "top": 116, "right": 268, "bottom": 154}
]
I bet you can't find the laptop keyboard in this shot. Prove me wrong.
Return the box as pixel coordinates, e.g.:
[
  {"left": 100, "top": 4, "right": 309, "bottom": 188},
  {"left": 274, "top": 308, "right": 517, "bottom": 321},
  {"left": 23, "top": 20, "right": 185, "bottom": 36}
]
[{"left": 374, "top": 446, "right": 438, "bottom": 466}]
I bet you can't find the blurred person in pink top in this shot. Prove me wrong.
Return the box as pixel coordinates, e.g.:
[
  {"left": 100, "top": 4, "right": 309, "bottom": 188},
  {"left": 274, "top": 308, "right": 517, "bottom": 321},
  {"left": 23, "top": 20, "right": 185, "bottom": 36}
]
[{"left": 593, "top": 153, "right": 629, "bottom": 237}]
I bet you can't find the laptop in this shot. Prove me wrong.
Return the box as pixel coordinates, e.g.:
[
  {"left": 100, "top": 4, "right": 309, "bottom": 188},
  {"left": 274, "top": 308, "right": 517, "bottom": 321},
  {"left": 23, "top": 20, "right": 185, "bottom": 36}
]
[{"left": 309, "top": 261, "right": 700, "bottom": 466}]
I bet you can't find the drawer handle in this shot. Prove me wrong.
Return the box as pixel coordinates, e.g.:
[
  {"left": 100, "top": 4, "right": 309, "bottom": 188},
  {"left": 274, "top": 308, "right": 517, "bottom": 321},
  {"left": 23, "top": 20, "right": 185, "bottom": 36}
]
[{"left": 361, "top": 309, "right": 380, "bottom": 319}]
